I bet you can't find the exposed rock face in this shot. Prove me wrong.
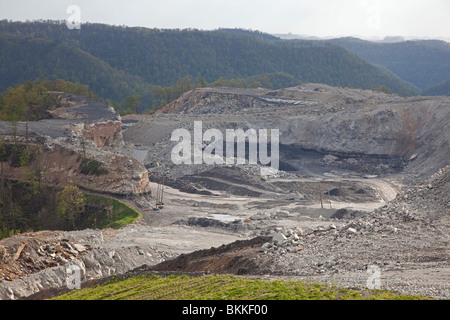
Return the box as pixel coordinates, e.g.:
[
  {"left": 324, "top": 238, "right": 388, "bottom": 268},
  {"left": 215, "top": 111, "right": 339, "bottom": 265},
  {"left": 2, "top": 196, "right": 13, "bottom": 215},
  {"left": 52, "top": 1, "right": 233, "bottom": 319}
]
[
  {"left": 48, "top": 94, "right": 125, "bottom": 150},
  {"left": 156, "top": 87, "right": 271, "bottom": 114},
  {"left": 81, "top": 121, "right": 123, "bottom": 149},
  {"left": 0, "top": 93, "right": 156, "bottom": 299},
  {"left": 77, "top": 152, "right": 151, "bottom": 196},
  {"left": 0, "top": 93, "right": 150, "bottom": 196},
  {"left": 0, "top": 229, "right": 175, "bottom": 300},
  {"left": 0, "top": 143, "right": 150, "bottom": 196},
  {"left": 155, "top": 86, "right": 432, "bottom": 159},
  {"left": 135, "top": 84, "right": 450, "bottom": 182}
]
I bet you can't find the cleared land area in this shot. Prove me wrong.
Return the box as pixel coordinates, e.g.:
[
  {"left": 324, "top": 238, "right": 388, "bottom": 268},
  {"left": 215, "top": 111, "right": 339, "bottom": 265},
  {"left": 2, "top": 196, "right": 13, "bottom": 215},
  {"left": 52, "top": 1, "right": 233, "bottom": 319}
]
[{"left": 1, "top": 85, "right": 448, "bottom": 300}]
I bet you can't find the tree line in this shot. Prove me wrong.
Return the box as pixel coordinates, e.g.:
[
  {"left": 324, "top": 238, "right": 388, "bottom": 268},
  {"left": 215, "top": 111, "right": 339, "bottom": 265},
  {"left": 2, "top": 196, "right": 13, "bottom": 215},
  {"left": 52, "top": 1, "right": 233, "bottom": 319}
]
[
  {"left": 0, "top": 78, "right": 97, "bottom": 121},
  {"left": 0, "top": 74, "right": 297, "bottom": 118},
  {"left": 0, "top": 20, "right": 420, "bottom": 113}
]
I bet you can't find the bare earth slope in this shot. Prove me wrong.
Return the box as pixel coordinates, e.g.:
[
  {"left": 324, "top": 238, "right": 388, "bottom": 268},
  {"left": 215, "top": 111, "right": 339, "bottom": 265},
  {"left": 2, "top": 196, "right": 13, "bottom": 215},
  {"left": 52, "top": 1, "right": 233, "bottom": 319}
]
[
  {"left": 136, "top": 165, "right": 448, "bottom": 300},
  {"left": 1, "top": 85, "right": 448, "bottom": 300},
  {"left": 134, "top": 84, "right": 450, "bottom": 182},
  {"left": 123, "top": 84, "right": 450, "bottom": 299}
]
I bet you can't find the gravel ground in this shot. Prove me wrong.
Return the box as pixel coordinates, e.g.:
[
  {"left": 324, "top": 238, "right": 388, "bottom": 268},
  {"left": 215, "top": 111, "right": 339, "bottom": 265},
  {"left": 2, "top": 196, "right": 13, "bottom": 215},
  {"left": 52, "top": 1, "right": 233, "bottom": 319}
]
[
  {"left": 254, "top": 166, "right": 450, "bottom": 299},
  {"left": 1, "top": 86, "right": 448, "bottom": 300}
]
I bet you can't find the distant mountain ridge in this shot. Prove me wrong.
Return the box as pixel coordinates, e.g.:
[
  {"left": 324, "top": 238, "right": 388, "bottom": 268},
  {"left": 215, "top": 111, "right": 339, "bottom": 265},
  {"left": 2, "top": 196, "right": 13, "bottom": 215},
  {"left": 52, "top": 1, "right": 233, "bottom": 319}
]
[
  {"left": 328, "top": 37, "right": 450, "bottom": 91},
  {"left": 0, "top": 33, "right": 145, "bottom": 102},
  {"left": 422, "top": 77, "right": 450, "bottom": 96},
  {"left": 2, "top": 20, "right": 445, "bottom": 110}
]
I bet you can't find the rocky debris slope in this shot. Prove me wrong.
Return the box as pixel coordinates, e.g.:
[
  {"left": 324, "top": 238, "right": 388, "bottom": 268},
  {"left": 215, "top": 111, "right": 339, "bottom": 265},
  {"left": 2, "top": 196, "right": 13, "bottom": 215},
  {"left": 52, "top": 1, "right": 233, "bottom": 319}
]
[
  {"left": 156, "top": 87, "right": 267, "bottom": 114},
  {"left": 147, "top": 236, "right": 273, "bottom": 275},
  {"left": 257, "top": 165, "right": 450, "bottom": 299},
  {"left": 0, "top": 229, "right": 176, "bottom": 300},
  {"left": 127, "top": 84, "right": 450, "bottom": 183},
  {"left": 141, "top": 166, "right": 449, "bottom": 299}
]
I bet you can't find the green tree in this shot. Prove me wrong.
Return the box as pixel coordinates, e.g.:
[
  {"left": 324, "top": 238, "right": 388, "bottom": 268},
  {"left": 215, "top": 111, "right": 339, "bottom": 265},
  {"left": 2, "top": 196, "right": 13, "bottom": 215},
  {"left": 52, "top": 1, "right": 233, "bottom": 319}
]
[
  {"left": 0, "top": 79, "right": 97, "bottom": 122},
  {"left": 123, "top": 94, "right": 141, "bottom": 114},
  {"left": 56, "top": 184, "right": 86, "bottom": 230}
]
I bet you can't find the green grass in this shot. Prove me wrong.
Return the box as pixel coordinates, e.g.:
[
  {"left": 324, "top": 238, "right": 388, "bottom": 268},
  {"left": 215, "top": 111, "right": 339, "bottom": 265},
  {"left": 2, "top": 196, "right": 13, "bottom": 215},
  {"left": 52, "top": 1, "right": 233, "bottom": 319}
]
[
  {"left": 52, "top": 274, "right": 431, "bottom": 300},
  {"left": 83, "top": 194, "right": 141, "bottom": 229}
]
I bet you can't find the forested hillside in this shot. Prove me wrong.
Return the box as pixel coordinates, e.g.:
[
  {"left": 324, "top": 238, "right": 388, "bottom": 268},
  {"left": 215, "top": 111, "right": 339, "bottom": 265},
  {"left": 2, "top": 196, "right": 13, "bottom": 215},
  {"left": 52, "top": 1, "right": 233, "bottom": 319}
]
[
  {"left": 0, "top": 20, "right": 421, "bottom": 111},
  {"left": 0, "top": 33, "right": 148, "bottom": 102},
  {"left": 329, "top": 37, "right": 450, "bottom": 91},
  {"left": 422, "top": 77, "right": 450, "bottom": 96}
]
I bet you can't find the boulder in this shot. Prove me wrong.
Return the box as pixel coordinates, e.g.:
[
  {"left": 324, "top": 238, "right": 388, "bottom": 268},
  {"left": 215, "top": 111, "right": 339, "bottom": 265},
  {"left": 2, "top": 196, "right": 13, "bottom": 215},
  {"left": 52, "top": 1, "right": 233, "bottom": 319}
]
[
  {"left": 259, "top": 242, "right": 272, "bottom": 252},
  {"left": 275, "top": 210, "right": 290, "bottom": 218},
  {"left": 272, "top": 232, "right": 287, "bottom": 246}
]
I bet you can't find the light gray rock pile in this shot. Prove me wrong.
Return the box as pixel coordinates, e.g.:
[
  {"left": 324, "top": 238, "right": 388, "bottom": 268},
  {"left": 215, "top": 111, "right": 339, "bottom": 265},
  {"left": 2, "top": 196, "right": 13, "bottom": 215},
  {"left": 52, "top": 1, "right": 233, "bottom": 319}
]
[
  {"left": 0, "top": 229, "right": 176, "bottom": 300},
  {"left": 257, "top": 166, "right": 449, "bottom": 299}
]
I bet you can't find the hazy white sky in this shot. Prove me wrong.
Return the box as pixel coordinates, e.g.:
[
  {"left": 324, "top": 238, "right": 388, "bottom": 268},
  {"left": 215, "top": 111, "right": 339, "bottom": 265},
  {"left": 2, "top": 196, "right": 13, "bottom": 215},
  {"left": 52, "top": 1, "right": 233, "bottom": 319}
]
[{"left": 1, "top": 0, "right": 449, "bottom": 40}]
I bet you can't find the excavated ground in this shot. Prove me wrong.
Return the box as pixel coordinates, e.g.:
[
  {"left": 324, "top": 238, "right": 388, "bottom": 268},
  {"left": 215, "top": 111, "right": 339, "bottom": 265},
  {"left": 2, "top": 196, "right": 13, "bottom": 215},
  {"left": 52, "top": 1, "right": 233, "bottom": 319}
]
[
  {"left": 111, "top": 85, "right": 450, "bottom": 299},
  {"left": 138, "top": 165, "right": 449, "bottom": 300},
  {"left": 16, "top": 160, "right": 449, "bottom": 300},
  {"left": 1, "top": 84, "right": 449, "bottom": 300},
  {"left": 24, "top": 164, "right": 449, "bottom": 300}
]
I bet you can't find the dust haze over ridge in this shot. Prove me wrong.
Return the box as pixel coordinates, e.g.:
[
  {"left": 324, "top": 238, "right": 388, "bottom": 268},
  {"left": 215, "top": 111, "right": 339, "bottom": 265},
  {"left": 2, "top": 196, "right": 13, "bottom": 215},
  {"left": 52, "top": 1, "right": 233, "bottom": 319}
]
[{"left": 1, "top": 0, "right": 450, "bottom": 41}]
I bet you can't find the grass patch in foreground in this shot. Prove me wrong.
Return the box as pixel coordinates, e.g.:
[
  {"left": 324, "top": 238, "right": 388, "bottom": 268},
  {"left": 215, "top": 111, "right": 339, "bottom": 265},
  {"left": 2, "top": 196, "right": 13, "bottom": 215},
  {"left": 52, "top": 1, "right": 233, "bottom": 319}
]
[{"left": 52, "top": 274, "right": 431, "bottom": 300}]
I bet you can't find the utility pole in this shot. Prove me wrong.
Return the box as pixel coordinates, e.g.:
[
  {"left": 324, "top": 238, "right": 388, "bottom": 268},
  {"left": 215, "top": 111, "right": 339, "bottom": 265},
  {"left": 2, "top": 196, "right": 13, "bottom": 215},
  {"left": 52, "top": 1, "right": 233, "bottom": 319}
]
[
  {"left": 317, "top": 182, "right": 323, "bottom": 209},
  {"left": 156, "top": 184, "right": 160, "bottom": 203},
  {"left": 318, "top": 182, "right": 323, "bottom": 209},
  {"left": 327, "top": 189, "right": 332, "bottom": 208}
]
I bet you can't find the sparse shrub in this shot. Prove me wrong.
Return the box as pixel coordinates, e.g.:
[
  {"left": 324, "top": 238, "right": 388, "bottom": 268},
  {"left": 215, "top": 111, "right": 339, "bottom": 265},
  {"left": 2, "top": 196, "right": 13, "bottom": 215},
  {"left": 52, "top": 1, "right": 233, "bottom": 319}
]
[
  {"left": 80, "top": 158, "right": 108, "bottom": 175},
  {"left": 0, "top": 143, "right": 34, "bottom": 167}
]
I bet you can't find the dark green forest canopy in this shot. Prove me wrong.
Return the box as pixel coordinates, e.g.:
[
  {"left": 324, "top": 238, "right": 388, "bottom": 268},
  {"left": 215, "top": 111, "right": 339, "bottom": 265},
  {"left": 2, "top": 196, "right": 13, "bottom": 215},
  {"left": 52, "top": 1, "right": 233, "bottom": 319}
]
[
  {"left": 0, "top": 20, "right": 423, "bottom": 112},
  {"left": 422, "top": 77, "right": 450, "bottom": 96},
  {"left": 0, "top": 32, "right": 145, "bottom": 103},
  {"left": 329, "top": 37, "right": 450, "bottom": 91}
]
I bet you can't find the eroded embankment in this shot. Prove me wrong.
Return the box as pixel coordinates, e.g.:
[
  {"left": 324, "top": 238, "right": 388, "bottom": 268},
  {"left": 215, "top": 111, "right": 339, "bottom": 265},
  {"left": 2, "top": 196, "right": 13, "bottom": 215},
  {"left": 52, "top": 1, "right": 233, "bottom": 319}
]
[
  {"left": 126, "top": 84, "right": 450, "bottom": 183},
  {"left": 0, "top": 229, "right": 176, "bottom": 300}
]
